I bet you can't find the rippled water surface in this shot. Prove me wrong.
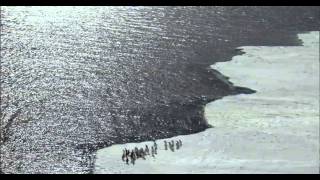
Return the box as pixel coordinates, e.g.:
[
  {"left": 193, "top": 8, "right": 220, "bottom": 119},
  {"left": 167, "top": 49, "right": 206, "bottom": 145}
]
[{"left": 1, "top": 6, "right": 319, "bottom": 173}]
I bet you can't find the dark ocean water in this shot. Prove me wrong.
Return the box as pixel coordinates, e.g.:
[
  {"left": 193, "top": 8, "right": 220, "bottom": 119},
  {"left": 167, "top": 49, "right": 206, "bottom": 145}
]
[{"left": 0, "top": 6, "right": 319, "bottom": 173}]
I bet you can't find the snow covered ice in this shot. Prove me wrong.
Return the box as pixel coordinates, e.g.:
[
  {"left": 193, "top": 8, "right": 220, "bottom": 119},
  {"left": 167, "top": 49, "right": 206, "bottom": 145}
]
[{"left": 94, "top": 31, "right": 319, "bottom": 174}]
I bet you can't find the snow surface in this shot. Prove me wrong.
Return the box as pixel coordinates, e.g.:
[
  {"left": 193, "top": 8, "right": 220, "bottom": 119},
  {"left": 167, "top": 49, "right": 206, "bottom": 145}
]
[{"left": 94, "top": 31, "right": 319, "bottom": 174}]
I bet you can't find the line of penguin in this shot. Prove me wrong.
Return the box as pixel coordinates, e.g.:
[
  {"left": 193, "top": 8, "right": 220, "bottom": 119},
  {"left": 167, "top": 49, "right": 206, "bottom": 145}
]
[{"left": 122, "top": 139, "right": 183, "bottom": 165}]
